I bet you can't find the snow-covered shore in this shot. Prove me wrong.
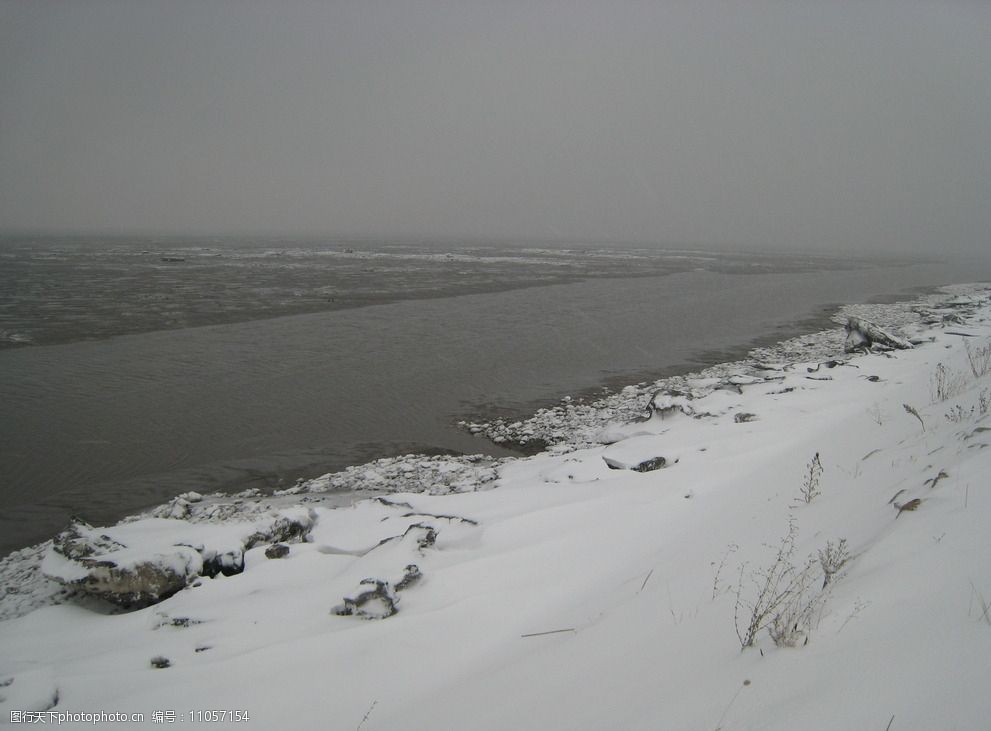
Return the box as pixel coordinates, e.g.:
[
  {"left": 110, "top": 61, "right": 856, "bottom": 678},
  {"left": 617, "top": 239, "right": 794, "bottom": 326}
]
[{"left": 2, "top": 284, "right": 991, "bottom": 730}]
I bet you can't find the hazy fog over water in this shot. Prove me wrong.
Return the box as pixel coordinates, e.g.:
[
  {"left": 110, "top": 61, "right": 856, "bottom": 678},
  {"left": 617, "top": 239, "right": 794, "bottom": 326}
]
[{"left": 1, "top": 1, "right": 990, "bottom": 257}]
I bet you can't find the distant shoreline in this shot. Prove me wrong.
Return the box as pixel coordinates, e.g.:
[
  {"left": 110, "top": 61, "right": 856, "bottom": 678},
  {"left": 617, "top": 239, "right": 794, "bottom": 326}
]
[{"left": 0, "top": 237, "right": 921, "bottom": 351}]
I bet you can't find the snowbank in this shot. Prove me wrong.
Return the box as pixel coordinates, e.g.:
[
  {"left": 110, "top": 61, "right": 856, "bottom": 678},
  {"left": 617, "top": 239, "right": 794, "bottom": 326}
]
[{"left": 1, "top": 284, "right": 990, "bottom": 730}]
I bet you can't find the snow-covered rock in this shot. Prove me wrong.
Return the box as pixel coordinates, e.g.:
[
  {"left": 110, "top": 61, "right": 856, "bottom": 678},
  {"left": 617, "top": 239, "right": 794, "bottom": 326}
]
[
  {"left": 844, "top": 316, "right": 915, "bottom": 352},
  {"left": 602, "top": 435, "right": 678, "bottom": 472},
  {"left": 38, "top": 510, "right": 316, "bottom": 608},
  {"left": 43, "top": 528, "right": 202, "bottom": 609},
  {"left": 331, "top": 579, "right": 399, "bottom": 620},
  {"left": 264, "top": 543, "right": 290, "bottom": 559}
]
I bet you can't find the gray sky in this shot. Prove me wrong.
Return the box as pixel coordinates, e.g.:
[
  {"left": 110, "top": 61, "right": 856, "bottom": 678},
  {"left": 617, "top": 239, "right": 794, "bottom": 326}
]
[{"left": 1, "top": 1, "right": 989, "bottom": 255}]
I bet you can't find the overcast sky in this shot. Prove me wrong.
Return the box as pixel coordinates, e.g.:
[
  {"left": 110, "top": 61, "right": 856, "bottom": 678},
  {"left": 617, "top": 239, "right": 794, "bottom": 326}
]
[{"left": 1, "top": 1, "right": 989, "bottom": 255}]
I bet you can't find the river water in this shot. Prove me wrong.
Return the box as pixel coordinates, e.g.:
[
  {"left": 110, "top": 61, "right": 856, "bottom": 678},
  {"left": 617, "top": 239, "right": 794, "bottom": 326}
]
[{"left": 1, "top": 238, "right": 986, "bottom": 555}]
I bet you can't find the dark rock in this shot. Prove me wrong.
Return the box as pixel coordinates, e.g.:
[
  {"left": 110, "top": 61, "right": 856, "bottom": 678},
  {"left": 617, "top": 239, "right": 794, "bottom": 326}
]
[
  {"left": 264, "top": 543, "right": 290, "bottom": 559},
  {"left": 197, "top": 548, "right": 244, "bottom": 578},
  {"left": 150, "top": 656, "right": 171, "bottom": 669},
  {"left": 631, "top": 457, "right": 668, "bottom": 472},
  {"left": 734, "top": 412, "right": 758, "bottom": 423}
]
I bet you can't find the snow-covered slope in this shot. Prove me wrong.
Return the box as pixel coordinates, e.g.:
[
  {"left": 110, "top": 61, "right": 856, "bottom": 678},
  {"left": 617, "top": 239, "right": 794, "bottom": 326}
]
[{"left": 1, "top": 285, "right": 990, "bottom": 730}]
